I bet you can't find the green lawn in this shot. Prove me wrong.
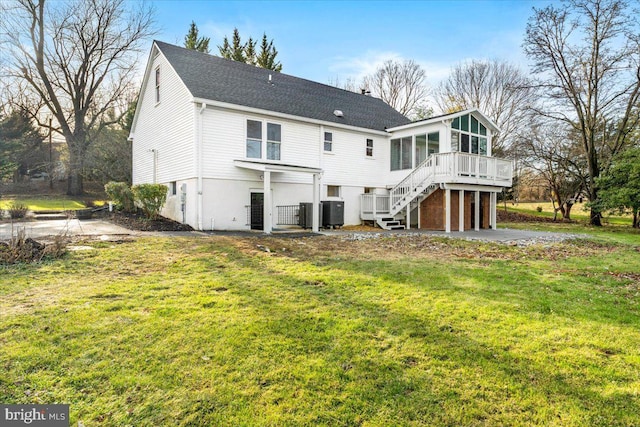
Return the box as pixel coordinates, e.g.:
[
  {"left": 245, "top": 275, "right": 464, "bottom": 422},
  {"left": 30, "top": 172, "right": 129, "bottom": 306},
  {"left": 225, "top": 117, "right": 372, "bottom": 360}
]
[
  {"left": 0, "top": 196, "right": 87, "bottom": 211},
  {"left": 1, "top": 229, "right": 639, "bottom": 426},
  {"left": 505, "top": 201, "right": 632, "bottom": 225}
]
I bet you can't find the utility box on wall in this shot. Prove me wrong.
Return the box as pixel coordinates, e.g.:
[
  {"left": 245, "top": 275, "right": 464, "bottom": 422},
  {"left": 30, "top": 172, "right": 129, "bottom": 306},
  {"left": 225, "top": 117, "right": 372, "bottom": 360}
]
[{"left": 321, "top": 200, "right": 344, "bottom": 228}]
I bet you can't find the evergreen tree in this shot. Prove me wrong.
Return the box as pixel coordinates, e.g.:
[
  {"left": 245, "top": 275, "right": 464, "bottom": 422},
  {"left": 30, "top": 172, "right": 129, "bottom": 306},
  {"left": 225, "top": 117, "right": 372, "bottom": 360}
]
[
  {"left": 245, "top": 37, "right": 257, "bottom": 66},
  {"left": 218, "top": 36, "right": 232, "bottom": 59},
  {"left": 184, "top": 21, "right": 210, "bottom": 53},
  {"left": 0, "top": 109, "right": 45, "bottom": 181},
  {"left": 218, "top": 29, "right": 282, "bottom": 71},
  {"left": 256, "top": 33, "right": 282, "bottom": 72}
]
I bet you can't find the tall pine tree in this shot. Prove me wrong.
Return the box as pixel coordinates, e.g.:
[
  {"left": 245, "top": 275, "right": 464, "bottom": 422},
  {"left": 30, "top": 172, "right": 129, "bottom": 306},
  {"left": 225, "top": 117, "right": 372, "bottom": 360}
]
[
  {"left": 218, "top": 28, "right": 282, "bottom": 71},
  {"left": 256, "top": 33, "right": 282, "bottom": 72},
  {"left": 184, "top": 21, "right": 210, "bottom": 53}
]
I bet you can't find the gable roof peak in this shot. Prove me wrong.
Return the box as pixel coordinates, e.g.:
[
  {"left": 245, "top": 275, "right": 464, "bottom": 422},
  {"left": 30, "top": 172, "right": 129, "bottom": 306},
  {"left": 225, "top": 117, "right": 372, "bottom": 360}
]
[{"left": 152, "top": 40, "right": 410, "bottom": 131}]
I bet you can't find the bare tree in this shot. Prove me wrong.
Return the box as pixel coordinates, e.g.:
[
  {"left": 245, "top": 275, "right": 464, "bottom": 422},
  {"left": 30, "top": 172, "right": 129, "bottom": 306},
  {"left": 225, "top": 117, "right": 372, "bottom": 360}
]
[
  {"left": 0, "top": 0, "right": 155, "bottom": 195},
  {"left": 524, "top": 0, "right": 640, "bottom": 226},
  {"left": 521, "top": 121, "right": 588, "bottom": 220},
  {"left": 435, "top": 59, "right": 536, "bottom": 157},
  {"left": 362, "top": 59, "right": 428, "bottom": 119}
]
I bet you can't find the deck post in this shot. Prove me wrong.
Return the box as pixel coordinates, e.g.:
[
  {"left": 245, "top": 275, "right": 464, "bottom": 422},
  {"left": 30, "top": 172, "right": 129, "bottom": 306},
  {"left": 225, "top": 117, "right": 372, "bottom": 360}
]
[
  {"left": 263, "top": 171, "right": 272, "bottom": 234},
  {"left": 445, "top": 188, "right": 451, "bottom": 233},
  {"left": 312, "top": 173, "right": 320, "bottom": 233},
  {"left": 459, "top": 190, "right": 464, "bottom": 232},
  {"left": 474, "top": 191, "right": 480, "bottom": 231},
  {"left": 490, "top": 192, "right": 497, "bottom": 230},
  {"left": 406, "top": 203, "right": 410, "bottom": 230}
]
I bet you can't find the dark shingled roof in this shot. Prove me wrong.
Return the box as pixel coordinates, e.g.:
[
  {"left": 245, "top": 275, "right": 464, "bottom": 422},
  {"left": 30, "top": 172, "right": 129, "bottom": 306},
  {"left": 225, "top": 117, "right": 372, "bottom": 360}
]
[{"left": 155, "top": 41, "right": 410, "bottom": 132}]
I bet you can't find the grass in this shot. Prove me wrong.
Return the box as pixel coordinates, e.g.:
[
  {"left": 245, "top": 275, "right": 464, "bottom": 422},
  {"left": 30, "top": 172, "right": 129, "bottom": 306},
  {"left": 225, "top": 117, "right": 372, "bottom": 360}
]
[
  {"left": 0, "top": 196, "right": 87, "bottom": 211},
  {"left": 505, "top": 201, "right": 632, "bottom": 225},
  {"left": 1, "top": 229, "right": 640, "bottom": 426}
]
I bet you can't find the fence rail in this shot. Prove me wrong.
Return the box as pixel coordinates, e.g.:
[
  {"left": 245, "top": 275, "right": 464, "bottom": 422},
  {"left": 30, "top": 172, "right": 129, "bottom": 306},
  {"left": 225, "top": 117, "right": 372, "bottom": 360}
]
[{"left": 276, "top": 205, "right": 300, "bottom": 225}]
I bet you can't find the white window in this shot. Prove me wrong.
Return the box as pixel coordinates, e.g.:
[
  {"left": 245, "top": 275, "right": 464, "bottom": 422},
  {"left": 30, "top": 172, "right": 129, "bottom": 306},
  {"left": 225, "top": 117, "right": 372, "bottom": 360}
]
[
  {"left": 390, "top": 136, "right": 412, "bottom": 171},
  {"left": 155, "top": 67, "right": 160, "bottom": 103},
  {"left": 327, "top": 185, "right": 340, "bottom": 197},
  {"left": 451, "top": 114, "right": 487, "bottom": 155},
  {"left": 247, "top": 120, "right": 282, "bottom": 160},
  {"left": 324, "top": 132, "right": 333, "bottom": 152},
  {"left": 366, "top": 138, "right": 373, "bottom": 157},
  {"left": 267, "top": 123, "right": 281, "bottom": 160},
  {"left": 246, "top": 119, "right": 262, "bottom": 158}
]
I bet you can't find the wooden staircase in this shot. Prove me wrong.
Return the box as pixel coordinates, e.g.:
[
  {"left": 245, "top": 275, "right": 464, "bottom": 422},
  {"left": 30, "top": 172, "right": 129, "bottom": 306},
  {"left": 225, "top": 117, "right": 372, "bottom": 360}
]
[{"left": 376, "top": 216, "right": 405, "bottom": 230}]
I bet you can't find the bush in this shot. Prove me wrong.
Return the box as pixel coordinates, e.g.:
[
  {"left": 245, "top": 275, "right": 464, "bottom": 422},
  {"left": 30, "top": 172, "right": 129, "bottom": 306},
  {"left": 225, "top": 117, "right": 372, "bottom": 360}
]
[
  {"left": 132, "top": 184, "right": 168, "bottom": 220},
  {"left": 0, "top": 228, "right": 67, "bottom": 265},
  {"left": 536, "top": 206, "right": 543, "bottom": 212},
  {"left": 8, "top": 202, "right": 28, "bottom": 219},
  {"left": 105, "top": 181, "right": 135, "bottom": 212}
]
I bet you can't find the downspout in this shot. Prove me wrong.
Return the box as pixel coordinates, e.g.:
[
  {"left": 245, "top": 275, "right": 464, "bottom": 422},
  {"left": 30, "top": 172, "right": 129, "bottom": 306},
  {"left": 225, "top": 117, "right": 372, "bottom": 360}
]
[{"left": 197, "top": 102, "right": 207, "bottom": 230}]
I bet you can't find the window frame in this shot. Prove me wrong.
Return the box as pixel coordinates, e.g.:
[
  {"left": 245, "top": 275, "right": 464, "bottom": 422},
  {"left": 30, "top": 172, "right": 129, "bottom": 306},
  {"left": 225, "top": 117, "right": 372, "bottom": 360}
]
[
  {"left": 266, "top": 122, "right": 281, "bottom": 161},
  {"left": 246, "top": 119, "right": 283, "bottom": 160},
  {"left": 324, "top": 131, "right": 333, "bottom": 152},
  {"left": 326, "top": 185, "right": 340, "bottom": 198},
  {"left": 366, "top": 138, "right": 374, "bottom": 157},
  {"left": 155, "top": 66, "right": 160, "bottom": 103},
  {"left": 246, "top": 119, "right": 263, "bottom": 159}
]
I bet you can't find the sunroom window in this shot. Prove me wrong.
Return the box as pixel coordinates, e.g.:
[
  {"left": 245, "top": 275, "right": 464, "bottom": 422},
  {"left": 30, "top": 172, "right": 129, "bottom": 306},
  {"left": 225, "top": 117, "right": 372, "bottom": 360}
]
[
  {"left": 451, "top": 113, "right": 488, "bottom": 155},
  {"left": 390, "top": 136, "right": 412, "bottom": 171}
]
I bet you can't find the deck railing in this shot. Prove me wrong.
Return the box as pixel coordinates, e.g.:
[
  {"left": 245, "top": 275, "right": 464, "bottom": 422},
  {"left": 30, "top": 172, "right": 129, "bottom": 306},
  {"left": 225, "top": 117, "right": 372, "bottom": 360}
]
[
  {"left": 362, "top": 152, "right": 512, "bottom": 220},
  {"left": 360, "top": 194, "right": 390, "bottom": 217}
]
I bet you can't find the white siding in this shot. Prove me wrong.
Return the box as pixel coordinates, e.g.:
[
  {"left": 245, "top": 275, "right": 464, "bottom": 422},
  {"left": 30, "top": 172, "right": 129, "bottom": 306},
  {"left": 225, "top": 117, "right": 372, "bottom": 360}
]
[
  {"left": 200, "top": 106, "right": 321, "bottom": 185},
  {"left": 132, "top": 50, "right": 195, "bottom": 185},
  {"left": 321, "top": 127, "right": 389, "bottom": 188}
]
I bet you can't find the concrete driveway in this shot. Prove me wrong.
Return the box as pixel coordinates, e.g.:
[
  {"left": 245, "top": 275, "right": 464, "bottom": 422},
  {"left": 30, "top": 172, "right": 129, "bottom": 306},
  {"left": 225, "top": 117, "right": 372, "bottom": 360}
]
[{"left": 0, "top": 219, "right": 134, "bottom": 240}]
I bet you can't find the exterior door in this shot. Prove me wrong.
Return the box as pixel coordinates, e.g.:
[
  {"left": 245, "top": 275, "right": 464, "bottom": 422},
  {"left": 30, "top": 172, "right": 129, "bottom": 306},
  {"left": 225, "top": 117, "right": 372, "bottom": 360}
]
[{"left": 250, "top": 192, "right": 264, "bottom": 230}]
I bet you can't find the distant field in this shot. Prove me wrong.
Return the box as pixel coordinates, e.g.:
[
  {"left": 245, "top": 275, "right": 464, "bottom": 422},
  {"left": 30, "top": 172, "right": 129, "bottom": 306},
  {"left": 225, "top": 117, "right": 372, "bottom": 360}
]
[{"left": 505, "top": 201, "right": 632, "bottom": 226}]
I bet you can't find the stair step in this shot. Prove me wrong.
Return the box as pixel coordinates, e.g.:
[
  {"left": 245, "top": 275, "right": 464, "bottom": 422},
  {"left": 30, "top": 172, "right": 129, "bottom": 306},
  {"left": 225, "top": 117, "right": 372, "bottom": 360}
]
[
  {"left": 33, "top": 213, "right": 70, "bottom": 220},
  {"left": 389, "top": 226, "right": 405, "bottom": 230}
]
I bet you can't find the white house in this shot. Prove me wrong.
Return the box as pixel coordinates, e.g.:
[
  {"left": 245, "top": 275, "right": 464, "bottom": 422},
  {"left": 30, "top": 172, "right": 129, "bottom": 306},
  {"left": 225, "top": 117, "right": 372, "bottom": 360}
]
[{"left": 130, "top": 41, "right": 512, "bottom": 233}]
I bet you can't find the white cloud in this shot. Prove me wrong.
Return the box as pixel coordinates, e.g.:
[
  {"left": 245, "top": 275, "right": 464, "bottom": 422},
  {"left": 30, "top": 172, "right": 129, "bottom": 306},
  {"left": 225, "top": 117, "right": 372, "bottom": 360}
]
[{"left": 328, "top": 50, "right": 403, "bottom": 82}]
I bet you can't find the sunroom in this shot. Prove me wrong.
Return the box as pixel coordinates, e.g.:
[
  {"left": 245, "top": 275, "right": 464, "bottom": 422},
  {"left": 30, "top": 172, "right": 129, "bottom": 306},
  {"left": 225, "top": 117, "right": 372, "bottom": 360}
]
[{"left": 361, "top": 109, "right": 513, "bottom": 232}]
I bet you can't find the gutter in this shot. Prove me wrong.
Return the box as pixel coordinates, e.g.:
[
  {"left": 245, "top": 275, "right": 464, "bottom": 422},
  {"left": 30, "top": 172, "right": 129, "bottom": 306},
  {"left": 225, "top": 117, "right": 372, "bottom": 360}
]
[{"left": 197, "top": 102, "right": 206, "bottom": 230}]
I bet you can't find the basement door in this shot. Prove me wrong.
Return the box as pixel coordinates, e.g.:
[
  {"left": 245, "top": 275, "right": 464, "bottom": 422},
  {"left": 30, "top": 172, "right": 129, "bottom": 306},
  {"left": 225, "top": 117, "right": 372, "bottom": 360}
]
[{"left": 250, "top": 192, "right": 264, "bottom": 230}]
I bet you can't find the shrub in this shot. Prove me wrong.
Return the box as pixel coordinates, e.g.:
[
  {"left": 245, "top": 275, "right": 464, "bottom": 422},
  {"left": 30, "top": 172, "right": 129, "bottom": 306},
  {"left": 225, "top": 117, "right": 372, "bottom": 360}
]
[
  {"left": 8, "top": 202, "right": 28, "bottom": 219},
  {"left": 0, "top": 228, "right": 67, "bottom": 265},
  {"left": 132, "top": 184, "right": 168, "bottom": 220},
  {"left": 536, "top": 206, "right": 543, "bottom": 212},
  {"left": 105, "top": 181, "right": 135, "bottom": 212}
]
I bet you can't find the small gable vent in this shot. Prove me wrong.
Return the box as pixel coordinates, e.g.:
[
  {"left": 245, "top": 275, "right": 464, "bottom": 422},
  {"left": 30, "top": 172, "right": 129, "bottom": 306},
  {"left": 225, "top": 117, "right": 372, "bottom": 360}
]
[{"left": 333, "top": 110, "right": 344, "bottom": 118}]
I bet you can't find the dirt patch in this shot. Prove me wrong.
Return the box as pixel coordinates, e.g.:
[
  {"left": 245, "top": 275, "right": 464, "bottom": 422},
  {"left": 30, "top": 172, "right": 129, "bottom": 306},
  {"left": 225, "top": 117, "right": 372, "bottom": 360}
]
[
  {"left": 497, "top": 209, "right": 570, "bottom": 223},
  {"left": 105, "top": 211, "right": 194, "bottom": 232},
  {"left": 231, "top": 233, "right": 614, "bottom": 263}
]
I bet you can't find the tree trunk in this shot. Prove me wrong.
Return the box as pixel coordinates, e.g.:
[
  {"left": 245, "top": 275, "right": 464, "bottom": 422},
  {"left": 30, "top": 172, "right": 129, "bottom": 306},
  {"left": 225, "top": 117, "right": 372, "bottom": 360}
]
[
  {"left": 633, "top": 210, "right": 638, "bottom": 228},
  {"left": 66, "top": 140, "right": 85, "bottom": 196},
  {"left": 563, "top": 202, "right": 573, "bottom": 220}
]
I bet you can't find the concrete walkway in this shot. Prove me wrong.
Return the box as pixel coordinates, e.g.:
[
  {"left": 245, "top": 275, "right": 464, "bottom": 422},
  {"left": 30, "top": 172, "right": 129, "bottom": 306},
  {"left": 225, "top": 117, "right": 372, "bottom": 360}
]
[{"left": 0, "top": 219, "right": 134, "bottom": 240}]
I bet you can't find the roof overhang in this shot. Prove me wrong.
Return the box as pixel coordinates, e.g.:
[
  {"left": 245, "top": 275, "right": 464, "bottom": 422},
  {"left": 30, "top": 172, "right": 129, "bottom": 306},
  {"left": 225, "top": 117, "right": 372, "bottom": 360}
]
[
  {"left": 234, "top": 160, "right": 322, "bottom": 174},
  {"left": 386, "top": 108, "right": 500, "bottom": 134}
]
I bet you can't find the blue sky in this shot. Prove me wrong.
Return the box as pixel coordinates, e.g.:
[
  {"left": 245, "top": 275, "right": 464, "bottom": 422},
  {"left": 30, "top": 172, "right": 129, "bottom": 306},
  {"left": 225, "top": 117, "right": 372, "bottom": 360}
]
[{"left": 152, "top": 0, "right": 556, "bottom": 89}]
